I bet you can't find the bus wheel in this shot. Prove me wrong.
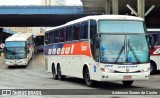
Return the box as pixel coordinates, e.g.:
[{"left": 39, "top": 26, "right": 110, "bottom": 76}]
[
  {"left": 84, "top": 68, "right": 94, "bottom": 87},
  {"left": 52, "top": 65, "right": 57, "bottom": 80},
  {"left": 150, "top": 61, "right": 157, "bottom": 74},
  {"left": 57, "top": 66, "right": 65, "bottom": 80},
  {"left": 122, "top": 81, "right": 133, "bottom": 87}
]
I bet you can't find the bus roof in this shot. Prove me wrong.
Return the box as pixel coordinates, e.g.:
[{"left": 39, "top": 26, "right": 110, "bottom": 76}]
[
  {"left": 5, "top": 33, "right": 32, "bottom": 42},
  {"left": 46, "top": 15, "right": 144, "bottom": 32}
]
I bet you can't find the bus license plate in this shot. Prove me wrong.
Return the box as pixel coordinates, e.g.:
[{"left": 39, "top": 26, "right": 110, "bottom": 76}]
[{"left": 123, "top": 75, "right": 132, "bottom": 80}]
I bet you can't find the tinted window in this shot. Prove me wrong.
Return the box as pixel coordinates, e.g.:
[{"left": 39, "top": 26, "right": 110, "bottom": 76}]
[
  {"left": 90, "top": 20, "right": 97, "bottom": 39},
  {"left": 54, "top": 30, "right": 59, "bottom": 43},
  {"left": 80, "top": 21, "right": 88, "bottom": 40},
  {"left": 35, "top": 36, "right": 44, "bottom": 46},
  {"left": 59, "top": 28, "right": 65, "bottom": 42},
  {"left": 73, "top": 24, "right": 80, "bottom": 40},
  {"left": 45, "top": 32, "right": 49, "bottom": 45},
  {"left": 66, "top": 26, "right": 72, "bottom": 41},
  {"left": 148, "top": 32, "right": 160, "bottom": 45},
  {"left": 49, "top": 31, "right": 54, "bottom": 44}
]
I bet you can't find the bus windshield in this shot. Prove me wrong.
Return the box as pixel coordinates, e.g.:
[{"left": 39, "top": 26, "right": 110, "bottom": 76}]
[
  {"left": 5, "top": 47, "right": 26, "bottom": 59},
  {"left": 99, "top": 20, "right": 145, "bottom": 33},
  {"left": 5, "top": 41, "right": 25, "bottom": 47},
  {"left": 100, "top": 35, "right": 149, "bottom": 63}
]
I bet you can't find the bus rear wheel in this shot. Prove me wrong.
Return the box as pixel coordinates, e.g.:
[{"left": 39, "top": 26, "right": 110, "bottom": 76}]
[
  {"left": 52, "top": 65, "right": 57, "bottom": 80},
  {"left": 84, "top": 68, "right": 94, "bottom": 87},
  {"left": 57, "top": 66, "right": 65, "bottom": 80},
  {"left": 122, "top": 81, "right": 133, "bottom": 87}
]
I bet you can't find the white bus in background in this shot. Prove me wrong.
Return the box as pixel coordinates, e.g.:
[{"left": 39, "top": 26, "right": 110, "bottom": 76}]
[
  {"left": 33, "top": 33, "right": 44, "bottom": 52},
  {"left": 147, "top": 28, "right": 160, "bottom": 74},
  {"left": 5, "top": 33, "right": 34, "bottom": 66},
  {"left": 45, "top": 15, "right": 150, "bottom": 87}
]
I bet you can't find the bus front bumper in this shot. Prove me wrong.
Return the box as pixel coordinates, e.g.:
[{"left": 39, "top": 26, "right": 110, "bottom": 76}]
[
  {"left": 5, "top": 59, "right": 28, "bottom": 66},
  {"left": 98, "top": 72, "right": 150, "bottom": 81}
]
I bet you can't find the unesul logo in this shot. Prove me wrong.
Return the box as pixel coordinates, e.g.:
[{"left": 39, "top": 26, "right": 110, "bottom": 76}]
[{"left": 48, "top": 45, "right": 74, "bottom": 55}]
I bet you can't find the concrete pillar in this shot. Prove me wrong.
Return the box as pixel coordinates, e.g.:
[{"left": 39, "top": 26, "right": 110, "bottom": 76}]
[
  {"left": 105, "top": 0, "right": 111, "bottom": 14},
  {"left": 138, "top": 0, "right": 145, "bottom": 18},
  {"left": 112, "top": 0, "right": 119, "bottom": 15}
]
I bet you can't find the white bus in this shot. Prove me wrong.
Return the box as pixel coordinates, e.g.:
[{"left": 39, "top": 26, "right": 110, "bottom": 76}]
[
  {"left": 147, "top": 28, "right": 160, "bottom": 74},
  {"left": 5, "top": 33, "right": 34, "bottom": 66},
  {"left": 45, "top": 15, "right": 150, "bottom": 87},
  {"left": 33, "top": 34, "right": 44, "bottom": 52}
]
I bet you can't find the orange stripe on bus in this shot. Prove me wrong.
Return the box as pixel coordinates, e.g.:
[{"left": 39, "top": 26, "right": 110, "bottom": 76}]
[{"left": 61, "top": 42, "right": 92, "bottom": 57}]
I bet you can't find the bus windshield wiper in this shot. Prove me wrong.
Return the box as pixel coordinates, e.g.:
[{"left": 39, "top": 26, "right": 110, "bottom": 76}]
[
  {"left": 128, "top": 44, "right": 140, "bottom": 63},
  {"left": 115, "top": 45, "right": 124, "bottom": 63},
  {"left": 115, "top": 40, "right": 125, "bottom": 63}
]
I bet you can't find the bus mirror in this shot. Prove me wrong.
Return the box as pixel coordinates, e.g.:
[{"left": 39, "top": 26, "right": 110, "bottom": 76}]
[
  {"left": 90, "top": 40, "right": 93, "bottom": 45},
  {"left": 95, "top": 37, "right": 100, "bottom": 48},
  {"left": 95, "top": 37, "right": 100, "bottom": 43},
  {"left": 90, "top": 37, "right": 100, "bottom": 45},
  {"left": 148, "top": 34, "right": 154, "bottom": 50}
]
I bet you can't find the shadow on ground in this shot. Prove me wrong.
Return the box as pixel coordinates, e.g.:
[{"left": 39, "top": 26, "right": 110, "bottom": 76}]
[{"left": 51, "top": 77, "right": 145, "bottom": 90}]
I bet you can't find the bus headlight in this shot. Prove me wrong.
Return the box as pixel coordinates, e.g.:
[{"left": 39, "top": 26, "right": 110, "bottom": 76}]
[
  {"left": 5, "top": 60, "right": 8, "bottom": 62},
  {"left": 23, "top": 59, "right": 28, "bottom": 63},
  {"left": 142, "top": 68, "right": 150, "bottom": 72},
  {"left": 101, "top": 68, "right": 114, "bottom": 73}
]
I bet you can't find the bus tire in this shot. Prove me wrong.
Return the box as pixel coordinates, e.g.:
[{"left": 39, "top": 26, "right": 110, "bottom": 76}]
[
  {"left": 122, "top": 81, "right": 133, "bottom": 87},
  {"left": 150, "top": 61, "right": 157, "bottom": 74},
  {"left": 84, "top": 67, "right": 94, "bottom": 87},
  {"left": 52, "top": 64, "right": 57, "bottom": 80},
  {"left": 57, "top": 65, "right": 65, "bottom": 80}
]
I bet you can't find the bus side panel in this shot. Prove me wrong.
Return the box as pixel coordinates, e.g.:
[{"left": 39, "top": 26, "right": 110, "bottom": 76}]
[
  {"left": 46, "top": 55, "right": 69, "bottom": 75},
  {"left": 68, "top": 56, "right": 93, "bottom": 78},
  {"left": 150, "top": 56, "right": 160, "bottom": 70},
  {"left": 46, "top": 55, "right": 52, "bottom": 73},
  {"left": 45, "top": 54, "right": 100, "bottom": 79},
  {"left": 150, "top": 46, "right": 160, "bottom": 70}
]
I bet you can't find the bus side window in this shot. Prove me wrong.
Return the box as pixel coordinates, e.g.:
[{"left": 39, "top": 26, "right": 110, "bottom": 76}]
[
  {"left": 59, "top": 28, "right": 65, "bottom": 42},
  {"left": 45, "top": 32, "right": 48, "bottom": 45},
  {"left": 66, "top": 26, "right": 72, "bottom": 42},
  {"left": 73, "top": 23, "right": 80, "bottom": 41},
  {"left": 49, "top": 31, "right": 54, "bottom": 44},
  {"left": 80, "top": 21, "right": 88, "bottom": 40},
  {"left": 149, "top": 33, "right": 158, "bottom": 45},
  {"left": 54, "top": 30, "right": 59, "bottom": 43},
  {"left": 90, "top": 20, "right": 97, "bottom": 39}
]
